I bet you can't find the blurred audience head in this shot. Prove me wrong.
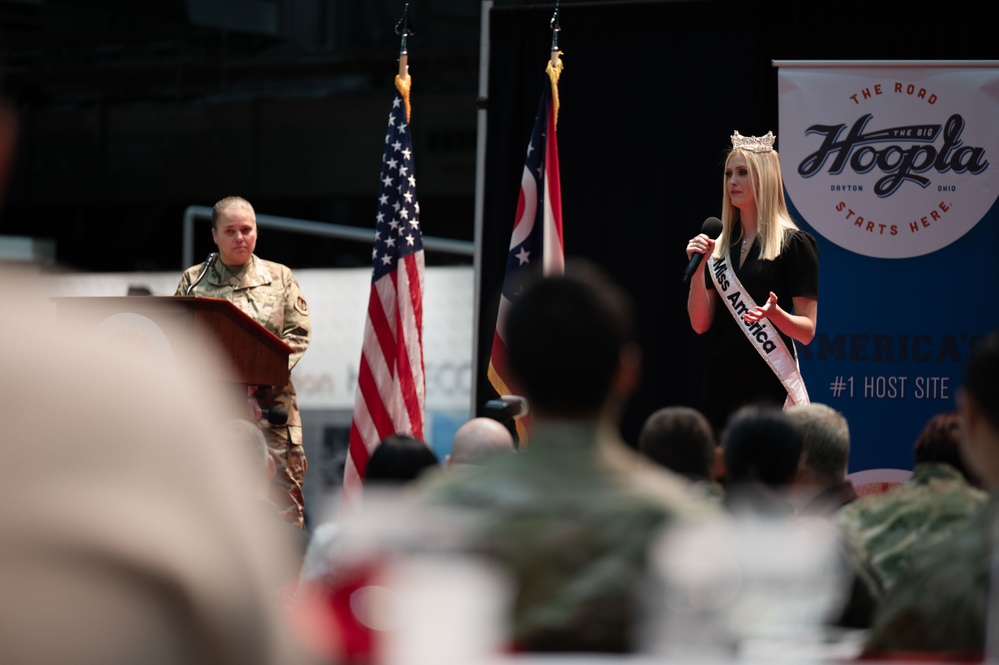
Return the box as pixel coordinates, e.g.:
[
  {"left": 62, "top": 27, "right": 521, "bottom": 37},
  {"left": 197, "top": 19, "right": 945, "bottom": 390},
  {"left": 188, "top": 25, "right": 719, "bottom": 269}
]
[
  {"left": 504, "top": 259, "right": 639, "bottom": 421},
  {"left": 365, "top": 434, "right": 440, "bottom": 484},
  {"left": 127, "top": 284, "right": 154, "bottom": 296},
  {"left": 721, "top": 405, "right": 803, "bottom": 515},
  {"left": 786, "top": 402, "right": 850, "bottom": 485},
  {"left": 957, "top": 329, "right": 999, "bottom": 489},
  {"left": 446, "top": 417, "right": 515, "bottom": 469},
  {"left": 913, "top": 411, "right": 977, "bottom": 484},
  {"left": 638, "top": 405, "right": 716, "bottom": 481}
]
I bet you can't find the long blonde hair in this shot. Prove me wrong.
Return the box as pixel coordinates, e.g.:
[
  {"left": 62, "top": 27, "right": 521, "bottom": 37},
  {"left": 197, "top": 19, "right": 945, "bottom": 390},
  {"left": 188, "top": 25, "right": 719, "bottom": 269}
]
[{"left": 714, "top": 148, "right": 798, "bottom": 262}]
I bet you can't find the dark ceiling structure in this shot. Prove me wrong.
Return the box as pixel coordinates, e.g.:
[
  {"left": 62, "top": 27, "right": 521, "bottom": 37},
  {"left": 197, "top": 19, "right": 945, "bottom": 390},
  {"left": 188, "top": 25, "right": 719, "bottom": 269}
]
[
  {"left": 0, "top": 0, "right": 486, "bottom": 271},
  {"left": 1, "top": 0, "right": 483, "bottom": 106}
]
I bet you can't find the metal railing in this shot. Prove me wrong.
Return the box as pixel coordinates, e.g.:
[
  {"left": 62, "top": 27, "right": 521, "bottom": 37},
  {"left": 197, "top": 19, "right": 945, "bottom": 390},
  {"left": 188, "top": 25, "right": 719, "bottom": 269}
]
[{"left": 181, "top": 205, "right": 474, "bottom": 269}]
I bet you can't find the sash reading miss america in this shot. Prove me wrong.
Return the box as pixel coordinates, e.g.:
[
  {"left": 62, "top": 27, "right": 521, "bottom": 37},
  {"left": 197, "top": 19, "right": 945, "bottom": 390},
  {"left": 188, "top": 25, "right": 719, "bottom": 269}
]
[{"left": 708, "top": 253, "right": 810, "bottom": 409}]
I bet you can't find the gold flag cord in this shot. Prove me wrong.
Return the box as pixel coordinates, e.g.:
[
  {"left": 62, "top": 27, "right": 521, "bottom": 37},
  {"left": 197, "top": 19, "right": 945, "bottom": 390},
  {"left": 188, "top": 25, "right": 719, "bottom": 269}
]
[
  {"left": 546, "top": 52, "right": 563, "bottom": 127},
  {"left": 396, "top": 53, "right": 412, "bottom": 123}
]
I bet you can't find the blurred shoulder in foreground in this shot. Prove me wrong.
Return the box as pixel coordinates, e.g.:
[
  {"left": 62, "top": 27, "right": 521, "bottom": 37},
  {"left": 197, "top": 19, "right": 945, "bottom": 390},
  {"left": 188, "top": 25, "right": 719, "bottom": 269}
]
[{"left": 0, "top": 266, "right": 318, "bottom": 665}]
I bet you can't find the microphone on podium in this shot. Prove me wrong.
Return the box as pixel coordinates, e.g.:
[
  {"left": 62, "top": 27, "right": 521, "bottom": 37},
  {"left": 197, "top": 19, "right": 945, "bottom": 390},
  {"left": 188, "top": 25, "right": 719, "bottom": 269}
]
[
  {"left": 261, "top": 405, "right": 289, "bottom": 426},
  {"left": 682, "top": 217, "right": 723, "bottom": 283},
  {"left": 185, "top": 252, "right": 218, "bottom": 295}
]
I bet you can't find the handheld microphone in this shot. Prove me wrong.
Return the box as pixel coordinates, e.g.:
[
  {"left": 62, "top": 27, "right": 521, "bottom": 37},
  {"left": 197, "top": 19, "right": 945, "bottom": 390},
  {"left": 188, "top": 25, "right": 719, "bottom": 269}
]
[
  {"left": 682, "top": 217, "right": 723, "bottom": 283},
  {"left": 185, "top": 252, "right": 218, "bottom": 295}
]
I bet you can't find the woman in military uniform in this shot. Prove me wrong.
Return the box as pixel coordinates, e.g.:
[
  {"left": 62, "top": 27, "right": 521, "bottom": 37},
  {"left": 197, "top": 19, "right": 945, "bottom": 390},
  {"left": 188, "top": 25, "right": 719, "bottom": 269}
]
[{"left": 177, "top": 196, "right": 311, "bottom": 528}]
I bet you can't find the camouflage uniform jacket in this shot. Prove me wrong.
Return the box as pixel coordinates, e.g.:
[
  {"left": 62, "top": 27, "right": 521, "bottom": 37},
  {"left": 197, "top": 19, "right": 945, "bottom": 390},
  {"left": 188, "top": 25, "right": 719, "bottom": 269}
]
[
  {"left": 835, "top": 463, "right": 987, "bottom": 593},
  {"left": 862, "top": 491, "right": 998, "bottom": 658},
  {"left": 175, "top": 254, "right": 311, "bottom": 426},
  {"left": 419, "top": 421, "right": 718, "bottom": 653}
]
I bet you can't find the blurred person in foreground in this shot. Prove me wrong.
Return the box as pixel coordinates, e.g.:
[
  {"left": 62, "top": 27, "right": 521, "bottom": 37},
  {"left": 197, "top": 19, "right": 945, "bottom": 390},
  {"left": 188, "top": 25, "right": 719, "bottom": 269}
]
[
  {"left": 863, "top": 334, "right": 999, "bottom": 661},
  {"left": 363, "top": 433, "right": 441, "bottom": 485},
  {"left": 721, "top": 405, "right": 881, "bottom": 628},
  {"left": 638, "top": 405, "right": 724, "bottom": 501},
  {"left": 294, "top": 433, "right": 441, "bottom": 665},
  {"left": 298, "top": 433, "right": 439, "bottom": 586},
  {"left": 720, "top": 405, "right": 803, "bottom": 518},
  {"left": 836, "top": 410, "right": 986, "bottom": 596},
  {"left": 786, "top": 402, "right": 858, "bottom": 516},
  {"left": 223, "top": 419, "right": 312, "bottom": 598},
  {"left": 446, "top": 417, "right": 516, "bottom": 470},
  {"left": 0, "top": 271, "right": 317, "bottom": 665},
  {"left": 420, "top": 261, "right": 717, "bottom": 653},
  {"left": 297, "top": 434, "right": 438, "bottom": 590},
  {"left": 176, "top": 195, "right": 311, "bottom": 529}
]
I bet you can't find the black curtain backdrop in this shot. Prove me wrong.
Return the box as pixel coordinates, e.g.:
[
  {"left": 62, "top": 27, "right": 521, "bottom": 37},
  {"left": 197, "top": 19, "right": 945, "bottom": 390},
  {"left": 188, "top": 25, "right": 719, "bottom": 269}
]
[{"left": 475, "top": 0, "right": 999, "bottom": 447}]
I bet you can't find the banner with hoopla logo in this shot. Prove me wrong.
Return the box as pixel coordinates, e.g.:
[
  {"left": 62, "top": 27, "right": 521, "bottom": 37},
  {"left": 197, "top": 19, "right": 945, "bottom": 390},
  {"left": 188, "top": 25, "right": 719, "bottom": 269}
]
[{"left": 776, "top": 62, "right": 999, "bottom": 485}]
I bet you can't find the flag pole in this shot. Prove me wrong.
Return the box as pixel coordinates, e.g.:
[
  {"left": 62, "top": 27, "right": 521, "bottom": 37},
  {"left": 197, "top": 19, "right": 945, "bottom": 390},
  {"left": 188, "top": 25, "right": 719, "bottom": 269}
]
[
  {"left": 549, "top": 0, "right": 561, "bottom": 67},
  {"left": 486, "top": 4, "right": 567, "bottom": 447},
  {"left": 395, "top": 2, "right": 415, "bottom": 121},
  {"left": 547, "top": 1, "right": 563, "bottom": 126},
  {"left": 342, "top": 2, "right": 427, "bottom": 509}
]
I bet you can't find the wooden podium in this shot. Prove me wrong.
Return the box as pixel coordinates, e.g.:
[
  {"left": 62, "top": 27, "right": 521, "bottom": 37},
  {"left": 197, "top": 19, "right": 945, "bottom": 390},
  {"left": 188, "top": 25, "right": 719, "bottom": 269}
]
[{"left": 51, "top": 296, "right": 292, "bottom": 387}]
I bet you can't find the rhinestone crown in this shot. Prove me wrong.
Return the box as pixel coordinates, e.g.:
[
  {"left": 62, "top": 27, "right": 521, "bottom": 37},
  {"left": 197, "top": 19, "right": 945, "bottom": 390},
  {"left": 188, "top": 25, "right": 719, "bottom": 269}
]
[{"left": 731, "top": 130, "right": 775, "bottom": 153}]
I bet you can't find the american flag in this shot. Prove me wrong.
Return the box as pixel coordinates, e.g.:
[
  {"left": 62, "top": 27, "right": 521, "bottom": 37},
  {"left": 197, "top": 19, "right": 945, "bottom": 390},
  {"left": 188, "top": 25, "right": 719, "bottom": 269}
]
[
  {"left": 344, "top": 83, "right": 426, "bottom": 501},
  {"left": 487, "top": 66, "right": 564, "bottom": 443}
]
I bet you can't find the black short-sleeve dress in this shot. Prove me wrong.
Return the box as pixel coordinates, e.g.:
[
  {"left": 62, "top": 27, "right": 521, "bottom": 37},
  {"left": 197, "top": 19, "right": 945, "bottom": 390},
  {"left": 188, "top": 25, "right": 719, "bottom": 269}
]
[{"left": 700, "top": 225, "right": 819, "bottom": 435}]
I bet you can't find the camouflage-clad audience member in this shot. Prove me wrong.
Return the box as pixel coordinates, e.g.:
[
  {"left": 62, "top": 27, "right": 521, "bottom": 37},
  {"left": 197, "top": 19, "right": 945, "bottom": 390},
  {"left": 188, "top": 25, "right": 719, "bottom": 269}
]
[
  {"left": 836, "top": 410, "right": 986, "bottom": 594},
  {"left": 421, "top": 263, "right": 717, "bottom": 653},
  {"left": 863, "top": 330, "right": 999, "bottom": 659}
]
